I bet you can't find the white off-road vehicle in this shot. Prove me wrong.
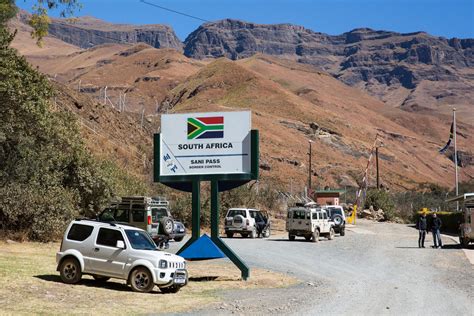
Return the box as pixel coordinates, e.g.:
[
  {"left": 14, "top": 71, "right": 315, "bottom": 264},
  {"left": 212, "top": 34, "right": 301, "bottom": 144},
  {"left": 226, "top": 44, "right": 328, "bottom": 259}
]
[
  {"left": 56, "top": 219, "right": 188, "bottom": 293},
  {"left": 286, "top": 204, "right": 335, "bottom": 242},
  {"left": 224, "top": 208, "right": 271, "bottom": 238}
]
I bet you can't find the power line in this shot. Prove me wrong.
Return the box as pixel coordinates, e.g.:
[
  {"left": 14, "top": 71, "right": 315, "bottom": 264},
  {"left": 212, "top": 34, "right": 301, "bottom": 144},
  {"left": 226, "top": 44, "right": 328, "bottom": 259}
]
[{"left": 139, "top": 0, "right": 211, "bottom": 23}]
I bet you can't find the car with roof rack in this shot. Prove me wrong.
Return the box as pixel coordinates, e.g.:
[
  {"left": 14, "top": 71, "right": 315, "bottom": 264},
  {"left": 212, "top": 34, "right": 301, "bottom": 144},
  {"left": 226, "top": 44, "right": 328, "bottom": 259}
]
[
  {"left": 286, "top": 203, "right": 335, "bottom": 242},
  {"left": 98, "top": 196, "right": 187, "bottom": 246},
  {"left": 56, "top": 219, "right": 188, "bottom": 293}
]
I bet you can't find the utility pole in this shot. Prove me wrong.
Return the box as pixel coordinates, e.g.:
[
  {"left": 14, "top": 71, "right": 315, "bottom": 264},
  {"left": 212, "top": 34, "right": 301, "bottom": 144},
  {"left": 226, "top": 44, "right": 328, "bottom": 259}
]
[
  {"left": 308, "top": 140, "right": 313, "bottom": 196},
  {"left": 104, "top": 86, "right": 108, "bottom": 105},
  {"left": 453, "top": 108, "right": 459, "bottom": 211},
  {"left": 376, "top": 146, "right": 380, "bottom": 189}
]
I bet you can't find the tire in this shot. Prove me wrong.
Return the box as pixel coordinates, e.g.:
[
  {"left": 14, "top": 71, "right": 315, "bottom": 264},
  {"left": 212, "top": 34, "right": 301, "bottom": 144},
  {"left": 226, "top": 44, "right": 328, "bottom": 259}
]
[
  {"left": 233, "top": 215, "right": 245, "bottom": 228},
  {"left": 174, "top": 236, "right": 184, "bottom": 242},
  {"left": 312, "top": 230, "right": 320, "bottom": 243},
  {"left": 226, "top": 232, "right": 234, "bottom": 238},
  {"left": 328, "top": 228, "right": 335, "bottom": 240},
  {"left": 59, "top": 257, "right": 82, "bottom": 284},
  {"left": 129, "top": 267, "right": 154, "bottom": 293},
  {"left": 460, "top": 237, "right": 470, "bottom": 248},
  {"left": 160, "top": 285, "right": 181, "bottom": 294},
  {"left": 93, "top": 275, "right": 110, "bottom": 282},
  {"left": 340, "top": 227, "right": 346, "bottom": 236},
  {"left": 160, "top": 217, "right": 174, "bottom": 236},
  {"left": 250, "top": 228, "right": 257, "bottom": 239},
  {"left": 304, "top": 235, "right": 312, "bottom": 241},
  {"left": 263, "top": 229, "right": 271, "bottom": 238},
  {"left": 241, "top": 233, "right": 249, "bottom": 238},
  {"left": 289, "top": 233, "right": 295, "bottom": 241},
  {"left": 333, "top": 215, "right": 343, "bottom": 226}
]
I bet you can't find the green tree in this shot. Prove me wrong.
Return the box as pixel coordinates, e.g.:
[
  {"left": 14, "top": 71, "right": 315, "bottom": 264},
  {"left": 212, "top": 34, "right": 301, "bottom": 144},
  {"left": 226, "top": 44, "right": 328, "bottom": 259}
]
[
  {"left": 0, "top": 24, "right": 148, "bottom": 240},
  {"left": 364, "top": 189, "right": 396, "bottom": 220}
]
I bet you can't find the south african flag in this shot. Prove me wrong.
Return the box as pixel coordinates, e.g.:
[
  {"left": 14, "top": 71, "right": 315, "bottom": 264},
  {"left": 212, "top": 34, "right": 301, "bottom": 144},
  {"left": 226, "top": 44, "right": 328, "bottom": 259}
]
[{"left": 187, "top": 116, "right": 224, "bottom": 139}]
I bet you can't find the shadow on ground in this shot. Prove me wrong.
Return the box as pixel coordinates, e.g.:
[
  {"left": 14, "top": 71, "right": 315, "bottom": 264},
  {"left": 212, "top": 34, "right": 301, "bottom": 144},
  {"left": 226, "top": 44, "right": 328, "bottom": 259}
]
[{"left": 34, "top": 274, "right": 138, "bottom": 293}]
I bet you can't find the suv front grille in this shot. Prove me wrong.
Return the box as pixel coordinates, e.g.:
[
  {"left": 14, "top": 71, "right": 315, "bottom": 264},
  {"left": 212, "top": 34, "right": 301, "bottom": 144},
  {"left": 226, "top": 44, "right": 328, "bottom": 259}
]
[{"left": 169, "top": 262, "right": 185, "bottom": 269}]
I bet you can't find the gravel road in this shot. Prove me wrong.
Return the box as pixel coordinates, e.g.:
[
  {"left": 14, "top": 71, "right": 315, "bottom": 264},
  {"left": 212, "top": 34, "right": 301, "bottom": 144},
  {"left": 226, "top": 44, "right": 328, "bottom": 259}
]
[{"left": 170, "top": 219, "right": 473, "bottom": 315}]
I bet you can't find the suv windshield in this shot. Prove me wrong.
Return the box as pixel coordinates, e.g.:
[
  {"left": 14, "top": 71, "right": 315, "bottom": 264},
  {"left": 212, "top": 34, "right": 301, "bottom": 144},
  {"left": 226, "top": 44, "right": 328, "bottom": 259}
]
[{"left": 125, "top": 230, "right": 157, "bottom": 250}]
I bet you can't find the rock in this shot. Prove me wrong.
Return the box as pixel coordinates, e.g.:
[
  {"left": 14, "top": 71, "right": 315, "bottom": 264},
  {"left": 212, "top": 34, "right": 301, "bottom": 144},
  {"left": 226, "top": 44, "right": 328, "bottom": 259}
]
[
  {"left": 360, "top": 209, "right": 373, "bottom": 218},
  {"left": 184, "top": 19, "right": 473, "bottom": 109},
  {"left": 43, "top": 14, "right": 183, "bottom": 51},
  {"left": 6, "top": 239, "right": 17, "bottom": 244}
]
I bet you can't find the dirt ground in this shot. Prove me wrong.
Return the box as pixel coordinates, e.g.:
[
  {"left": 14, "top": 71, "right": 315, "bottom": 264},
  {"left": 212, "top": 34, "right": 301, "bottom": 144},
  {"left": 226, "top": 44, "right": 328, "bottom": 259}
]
[
  {"left": 0, "top": 241, "right": 297, "bottom": 315},
  {"left": 174, "top": 219, "right": 474, "bottom": 315}
]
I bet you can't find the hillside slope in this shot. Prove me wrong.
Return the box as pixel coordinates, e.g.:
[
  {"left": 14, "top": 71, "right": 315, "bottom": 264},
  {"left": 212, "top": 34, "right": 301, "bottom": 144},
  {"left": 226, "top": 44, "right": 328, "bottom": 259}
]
[
  {"left": 162, "top": 56, "right": 474, "bottom": 190},
  {"left": 184, "top": 19, "right": 474, "bottom": 122},
  {"left": 9, "top": 16, "right": 473, "bottom": 191}
]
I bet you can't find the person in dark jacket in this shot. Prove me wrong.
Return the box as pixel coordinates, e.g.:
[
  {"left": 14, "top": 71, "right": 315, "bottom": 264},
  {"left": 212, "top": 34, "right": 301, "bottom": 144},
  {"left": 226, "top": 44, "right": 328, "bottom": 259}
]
[
  {"left": 417, "top": 213, "right": 428, "bottom": 248},
  {"left": 431, "top": 213, "right": 443, "bottom": 248}
]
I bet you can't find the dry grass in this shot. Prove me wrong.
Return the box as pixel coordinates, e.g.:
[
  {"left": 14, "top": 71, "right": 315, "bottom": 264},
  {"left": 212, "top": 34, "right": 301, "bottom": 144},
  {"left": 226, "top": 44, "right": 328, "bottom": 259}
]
[{"left": 0, "top": 242, "right": 298, "bottom": 315}]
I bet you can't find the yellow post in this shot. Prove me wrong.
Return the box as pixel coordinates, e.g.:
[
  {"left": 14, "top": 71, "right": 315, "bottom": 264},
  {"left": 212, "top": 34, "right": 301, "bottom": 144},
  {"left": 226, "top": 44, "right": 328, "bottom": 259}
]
[{"left": 347, "top": 205, "right": 357, "bottom": 225}]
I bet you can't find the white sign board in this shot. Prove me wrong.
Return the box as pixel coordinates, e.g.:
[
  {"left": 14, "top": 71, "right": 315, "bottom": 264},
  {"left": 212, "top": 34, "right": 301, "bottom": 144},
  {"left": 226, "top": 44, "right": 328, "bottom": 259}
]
[{"left": 160, "top": 111, "right": 251, "bottom": 176}]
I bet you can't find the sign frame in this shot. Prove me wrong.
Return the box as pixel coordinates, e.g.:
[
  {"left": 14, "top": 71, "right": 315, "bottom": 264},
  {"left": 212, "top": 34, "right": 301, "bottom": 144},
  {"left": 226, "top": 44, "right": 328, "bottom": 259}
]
[{"left": 153, "top": 111, "right": 260, "bottom": 280}]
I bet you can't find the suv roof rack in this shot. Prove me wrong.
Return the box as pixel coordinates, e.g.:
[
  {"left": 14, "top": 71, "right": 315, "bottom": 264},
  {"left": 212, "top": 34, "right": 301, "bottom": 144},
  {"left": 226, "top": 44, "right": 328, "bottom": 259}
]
[{"left": 75, "top": 218, "right": 136, "bottom": 228}]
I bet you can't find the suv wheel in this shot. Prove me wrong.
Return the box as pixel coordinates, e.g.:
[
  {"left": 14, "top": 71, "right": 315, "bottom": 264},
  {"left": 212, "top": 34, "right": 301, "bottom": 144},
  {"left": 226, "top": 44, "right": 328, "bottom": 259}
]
[
  {"left": 333, "top": 215, "right": 343, "bottom": 226},
  {"left": 340, "top": 227, "right": 346, "bottom": 236},
  {"left": 129, "top": 267, "right": 154, "bottom": 293},
  {"left": 226, "top": 232, "right": 234, "bottom": 238},
  {"left": 328, "top": 227, "right": 335, "bottom": 240},
  {"left": 160, "top": 285, "right": 181, "bottom": 294},
  {"left": 250, "top": 228, "right": 257, "bottom": 239},
  {"left": 59, "top": 257, "right": 82, "bottom": 284},
  {"left": 289, "top": 233, "right": 295, "bottom": 241},
  {"left": 93, "top": 275, "right": 110, "bottom": 282},
  {"left": 460, "top": 237, "right": 470, "bottom": 247},
  {"left": 312, "top": 230, "right": 320, "bottom": 243},
  {"left": 160, "top": 217, "right": 174, "bottom": 236},
  {"left": 263, "top": 229, "right": 271, "bottom": 238}
]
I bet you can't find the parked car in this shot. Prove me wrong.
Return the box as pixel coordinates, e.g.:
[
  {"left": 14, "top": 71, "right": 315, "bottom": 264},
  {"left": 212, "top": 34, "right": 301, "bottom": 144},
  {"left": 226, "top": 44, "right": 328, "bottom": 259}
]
[
  {"left": 286, "top": 204, "right": 335, "bottom": 242},
  {"left": 98, "top": 196, "right": 187, "bottom": 246},
  {"left": 446, "top": 193, "right": 474, "bottom": 247},
  {"left": 322, "top": 205, "right": 346, "bottom": 236},
  {"left": 224, "top": 208, "right": 271, "bottom": 238},
  {"left": 56, "top": 219, "right": 188, "bottom": 293}
]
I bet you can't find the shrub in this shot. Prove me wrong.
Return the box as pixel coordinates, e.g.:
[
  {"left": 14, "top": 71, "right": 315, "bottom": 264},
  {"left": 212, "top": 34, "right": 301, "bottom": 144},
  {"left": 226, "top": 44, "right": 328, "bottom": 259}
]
[{"left": 364, "top": 189, "right": 396, "bottom": 220}]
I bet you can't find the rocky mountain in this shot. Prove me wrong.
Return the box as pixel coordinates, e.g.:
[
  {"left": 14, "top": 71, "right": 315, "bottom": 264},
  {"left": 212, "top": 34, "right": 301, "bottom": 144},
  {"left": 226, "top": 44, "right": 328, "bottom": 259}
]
[
  {"left": 184, "top": 19, "right": 474, "bottom": 121},
  {"left": 17, "top": 10, "right": 182, "bottom": 51},
  {"left": 8, "top": 14, "right": 474, "bottom": 190}
]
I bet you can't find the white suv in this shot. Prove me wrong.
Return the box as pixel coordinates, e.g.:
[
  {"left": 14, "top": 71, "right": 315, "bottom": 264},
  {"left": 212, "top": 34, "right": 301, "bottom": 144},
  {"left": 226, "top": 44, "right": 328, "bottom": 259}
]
[
  {"left": 224, "top": 208, "right": 271, "bottom": 238},
  {"left": 56, "top": 219, "right": 188, "bottom": 293},
  {"left": 286, "top": 205, "right": 335, "bottom": 242}
]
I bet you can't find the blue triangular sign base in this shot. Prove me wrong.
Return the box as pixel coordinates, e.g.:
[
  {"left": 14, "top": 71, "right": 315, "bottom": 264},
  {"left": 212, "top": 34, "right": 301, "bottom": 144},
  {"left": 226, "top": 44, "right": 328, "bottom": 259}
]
[{"left": 179, "top": 234, "right": 226, "bottom": 260}]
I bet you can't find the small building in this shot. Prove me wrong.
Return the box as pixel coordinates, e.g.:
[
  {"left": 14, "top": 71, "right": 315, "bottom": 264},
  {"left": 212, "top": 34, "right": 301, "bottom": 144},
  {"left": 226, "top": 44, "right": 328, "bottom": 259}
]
[{"left": 313, "top": 189, "right": 344, "bottom": 206}]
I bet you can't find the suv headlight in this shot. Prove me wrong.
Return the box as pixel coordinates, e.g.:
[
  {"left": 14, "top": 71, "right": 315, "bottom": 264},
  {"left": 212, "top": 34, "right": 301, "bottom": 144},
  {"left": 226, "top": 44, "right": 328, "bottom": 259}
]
[{"left": 159, "top": 260, "right": 168, "bottom": 269}]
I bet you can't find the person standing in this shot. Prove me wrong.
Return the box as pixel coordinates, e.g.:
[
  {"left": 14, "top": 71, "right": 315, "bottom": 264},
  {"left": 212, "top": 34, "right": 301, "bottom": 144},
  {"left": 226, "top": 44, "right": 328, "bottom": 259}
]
[
  {"left": 431, "top": 213, "right": 443, "bottom": 249},
  {"left": 417, "top": 213, "right": 428, "bottom": 248}
]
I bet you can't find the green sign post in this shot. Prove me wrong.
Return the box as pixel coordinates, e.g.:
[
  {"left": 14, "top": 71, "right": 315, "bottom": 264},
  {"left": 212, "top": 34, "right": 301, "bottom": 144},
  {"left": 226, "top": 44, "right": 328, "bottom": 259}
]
[{"left": 154, "top": 111, "right": 258, "bottom": 280}]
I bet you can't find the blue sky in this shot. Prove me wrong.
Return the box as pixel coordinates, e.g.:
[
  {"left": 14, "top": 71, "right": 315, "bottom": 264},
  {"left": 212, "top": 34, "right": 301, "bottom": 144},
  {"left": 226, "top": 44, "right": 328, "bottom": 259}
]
[{"left": 17, "top": 0, "right": 474, "bottom": 40}]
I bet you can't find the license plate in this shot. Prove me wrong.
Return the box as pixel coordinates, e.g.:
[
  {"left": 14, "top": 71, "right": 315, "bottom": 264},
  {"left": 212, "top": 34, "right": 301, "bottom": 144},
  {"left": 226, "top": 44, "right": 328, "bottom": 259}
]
[{"left": 174, "top": 278, "right": 186, "bottom": 284}]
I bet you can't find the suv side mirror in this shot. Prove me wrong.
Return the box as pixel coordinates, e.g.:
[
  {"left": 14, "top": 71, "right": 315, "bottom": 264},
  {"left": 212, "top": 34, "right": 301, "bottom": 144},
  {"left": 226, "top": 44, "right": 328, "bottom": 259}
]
[{"left": 116, "top": 240, "right": 125, "bottom": 249}]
